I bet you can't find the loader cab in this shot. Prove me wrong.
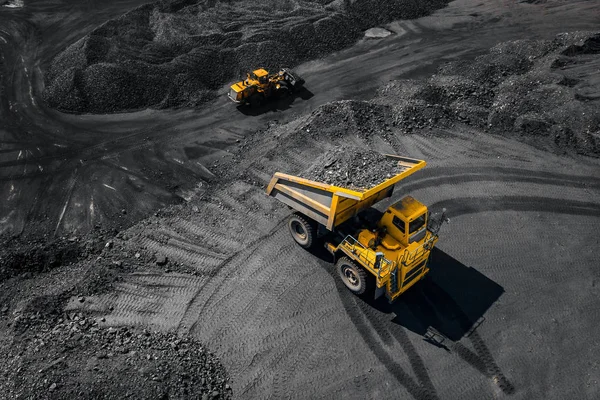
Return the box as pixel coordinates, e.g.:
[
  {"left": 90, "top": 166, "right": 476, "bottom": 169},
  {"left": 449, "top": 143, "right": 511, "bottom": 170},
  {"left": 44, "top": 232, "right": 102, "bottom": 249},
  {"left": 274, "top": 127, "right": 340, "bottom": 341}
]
[
  {"left": 251, "top": 68, "right": 269, "bottom": 85},
  {"left": 380, "top": 196, "right": 428, "bottom": 246}
]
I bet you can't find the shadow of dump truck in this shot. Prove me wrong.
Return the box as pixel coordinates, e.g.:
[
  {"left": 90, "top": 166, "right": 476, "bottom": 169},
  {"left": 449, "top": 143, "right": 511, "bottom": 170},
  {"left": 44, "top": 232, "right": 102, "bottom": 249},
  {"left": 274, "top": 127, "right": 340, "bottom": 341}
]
[{"left": 368, "top": 248, "right": 504, "bottom": 342}]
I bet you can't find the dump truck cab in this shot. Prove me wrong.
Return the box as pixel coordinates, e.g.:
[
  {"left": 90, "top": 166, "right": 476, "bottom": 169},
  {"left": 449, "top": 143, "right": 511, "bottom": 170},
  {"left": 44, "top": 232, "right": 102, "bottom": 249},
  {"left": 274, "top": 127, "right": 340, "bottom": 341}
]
[
  {"left": 380, "top": 196, "right": 429, "bottom": 246},
  {"left": 358, "top": 197, "right": 428, "bottom": 254},
  {"left": 266, "top": 154, "right": 448, "bottom": 303}
]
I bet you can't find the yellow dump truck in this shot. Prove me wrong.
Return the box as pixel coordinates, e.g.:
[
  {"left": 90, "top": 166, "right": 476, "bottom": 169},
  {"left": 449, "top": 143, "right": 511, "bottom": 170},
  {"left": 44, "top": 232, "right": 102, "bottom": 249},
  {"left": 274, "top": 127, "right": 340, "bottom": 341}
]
[{"left": 266, "top": 154, "right": 448, "bottom": 302}]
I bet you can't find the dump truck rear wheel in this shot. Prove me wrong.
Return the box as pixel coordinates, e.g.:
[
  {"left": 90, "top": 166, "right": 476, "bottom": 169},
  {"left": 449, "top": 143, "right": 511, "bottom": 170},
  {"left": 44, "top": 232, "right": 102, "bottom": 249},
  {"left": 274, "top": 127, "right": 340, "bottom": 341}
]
[
  {"left": 288, "top": 213, "right": 316, "bottom": 249},
  {"left": 337, "top": 257, "right": 369, "bottom": 295}
]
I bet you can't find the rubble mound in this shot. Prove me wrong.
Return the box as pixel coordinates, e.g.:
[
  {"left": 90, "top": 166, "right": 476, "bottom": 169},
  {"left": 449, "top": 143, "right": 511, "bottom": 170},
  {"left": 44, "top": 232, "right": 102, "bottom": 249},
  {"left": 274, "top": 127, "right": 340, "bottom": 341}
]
[
  {"left": 42, "top": 0, "right": 450, "bottom": 113},
  {"left": 375, "top": 31, "right": 600, "bottom": 156},
  {"left": 300, "top": 100, "right": 394, "bottom": 140},
  {"left": 0, "top": 233, "right": 111, "bottom": 283},
  {"left": 300, "top": 145, "right": 402, "bottom": 190},
  {"left": 7, "top": 308, "right": 232, "bottom": 399}
]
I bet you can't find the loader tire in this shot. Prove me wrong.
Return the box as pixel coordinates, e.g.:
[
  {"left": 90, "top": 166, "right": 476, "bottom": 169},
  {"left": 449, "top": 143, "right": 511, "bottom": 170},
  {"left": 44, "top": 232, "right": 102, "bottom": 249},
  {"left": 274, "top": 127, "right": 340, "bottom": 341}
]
[
  {"left": 288, "top": 213, "right": 316, "bottom": 249},
  {"left": 249, "top": 93, "right": 264, "bottom": 107},
  {"left": 277, "top": 83, "right": 290, "bottom": 98},
  {"left": 337, "top": 257, "right": 369, "bottom": 295}
]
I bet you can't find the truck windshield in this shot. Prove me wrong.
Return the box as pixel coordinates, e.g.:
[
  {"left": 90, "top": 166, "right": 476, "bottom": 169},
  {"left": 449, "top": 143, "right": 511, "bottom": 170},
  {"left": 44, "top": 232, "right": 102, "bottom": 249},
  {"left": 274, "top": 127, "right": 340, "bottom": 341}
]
[
  {"left": 409, "top": 214, "right": 426, "bottom": 234},
  {"left": 392, "top": 216, "right": 405, "bottom": 233}
]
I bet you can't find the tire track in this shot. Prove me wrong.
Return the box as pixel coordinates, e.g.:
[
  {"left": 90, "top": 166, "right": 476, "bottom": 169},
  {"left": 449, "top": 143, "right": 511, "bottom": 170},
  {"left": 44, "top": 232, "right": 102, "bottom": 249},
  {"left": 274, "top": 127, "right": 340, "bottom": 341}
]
[
  {"left": 412, "top": 166, "right": 600, "bottom": 189},
  {"left": 358, "top": 299, "right": 439, "bottom": 399},
  {"left": 175, "top": 217, "right": 289, "bottom": 336},
  {"left": 137, "top": 235, "right": 225, "bottom": 272},
  {"left": 72, "top": 273, "right": 205, "bottom": 331},
  {"left": 171, "top": 216, "right": 241, "bottom": 252},
  {"left": 430, "top": 196, "right": 600, "bottom": 219},
  {"left": 418, "top": 278, "right": 516, "bottom": 395},
  {"left": 338, "top": 288, "right": 438, "bottom": 400}
]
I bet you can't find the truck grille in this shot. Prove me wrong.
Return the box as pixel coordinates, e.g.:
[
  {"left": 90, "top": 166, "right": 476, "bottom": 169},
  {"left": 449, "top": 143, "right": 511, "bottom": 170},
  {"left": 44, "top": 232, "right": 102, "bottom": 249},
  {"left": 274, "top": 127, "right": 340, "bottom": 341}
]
[{"left": 403, "top": 260, "right": 427, "bottom": 288}]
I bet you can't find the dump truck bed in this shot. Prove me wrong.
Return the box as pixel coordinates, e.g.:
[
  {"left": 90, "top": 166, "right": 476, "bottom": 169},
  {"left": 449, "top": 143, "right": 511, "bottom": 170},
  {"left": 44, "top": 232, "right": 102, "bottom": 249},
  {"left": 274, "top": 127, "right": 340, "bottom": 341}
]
[{"left": 266, "top": 154, "right": 426, "bottom": 230}]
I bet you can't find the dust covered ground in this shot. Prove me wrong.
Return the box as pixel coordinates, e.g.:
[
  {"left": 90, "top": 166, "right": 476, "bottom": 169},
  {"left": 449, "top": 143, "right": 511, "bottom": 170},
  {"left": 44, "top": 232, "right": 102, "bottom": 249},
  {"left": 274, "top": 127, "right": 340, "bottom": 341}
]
[{"left": 2, "top": 0, "right": 600, "bottom": 399}]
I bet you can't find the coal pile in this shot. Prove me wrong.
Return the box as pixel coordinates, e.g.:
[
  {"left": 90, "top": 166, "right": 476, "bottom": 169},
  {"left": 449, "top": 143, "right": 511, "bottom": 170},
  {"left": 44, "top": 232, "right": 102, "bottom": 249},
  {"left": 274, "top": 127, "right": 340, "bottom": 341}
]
[
  {"left": 375, "top": 31, "right": 600, "bottom": 156},
  {"left": 299, "top": 100, "right": 395, "bottom": 141},
  {"left": 43, "top": 0, "right": 450, "bottom": 113},
  {"left": 300, "top": 145, "right": 402, "bottom": 190},
  {"left": 0, "top": 232, "right": 114, "bottom": 283},
  {"left": 6, "top": 312, "right": 232, "bottom": 399}
]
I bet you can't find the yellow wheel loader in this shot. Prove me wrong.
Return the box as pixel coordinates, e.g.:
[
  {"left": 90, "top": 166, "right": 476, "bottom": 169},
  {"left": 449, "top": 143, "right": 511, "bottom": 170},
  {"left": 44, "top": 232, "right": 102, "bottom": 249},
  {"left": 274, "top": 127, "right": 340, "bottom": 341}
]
[
  {"left": 228, "top": 68, "right": 305, "bottom": 107},
  {"left": 266, "top": 154, "right": 448, "bottom": 302}
]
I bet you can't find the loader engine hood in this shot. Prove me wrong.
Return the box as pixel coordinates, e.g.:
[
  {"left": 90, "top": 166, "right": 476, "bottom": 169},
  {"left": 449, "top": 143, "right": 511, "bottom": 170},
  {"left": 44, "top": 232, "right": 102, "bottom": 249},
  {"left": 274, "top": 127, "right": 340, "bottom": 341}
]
[{"left": 228, "top": 82, "right": 247, "bottom": 102}]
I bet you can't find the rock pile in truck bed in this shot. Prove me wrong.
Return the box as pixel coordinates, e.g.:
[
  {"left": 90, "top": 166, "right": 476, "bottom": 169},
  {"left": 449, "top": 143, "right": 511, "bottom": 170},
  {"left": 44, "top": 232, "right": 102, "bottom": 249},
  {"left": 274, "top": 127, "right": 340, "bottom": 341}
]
[
  {"left": 42, "top": 0, "right": 450, "bottom": 113},
  {"left": 300, "top": 145, "right": 402, "bottom": 190}
]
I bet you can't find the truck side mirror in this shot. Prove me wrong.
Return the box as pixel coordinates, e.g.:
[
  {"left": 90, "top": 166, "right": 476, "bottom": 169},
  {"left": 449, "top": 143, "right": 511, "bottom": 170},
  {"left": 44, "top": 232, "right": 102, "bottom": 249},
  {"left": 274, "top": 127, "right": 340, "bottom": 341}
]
[{"left": 441, "top": 208, "right": 450, "bottom": 224}]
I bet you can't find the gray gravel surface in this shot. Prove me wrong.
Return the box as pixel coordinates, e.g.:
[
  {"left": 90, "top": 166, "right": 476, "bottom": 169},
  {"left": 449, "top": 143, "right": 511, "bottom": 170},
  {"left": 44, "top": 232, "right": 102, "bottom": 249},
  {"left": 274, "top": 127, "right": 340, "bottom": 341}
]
[
  {"left": 374, "top": 31, "right": 600, "bottom": 156},
  {"left": 6, "top": 313, "right": 231, "bottom": 399}
]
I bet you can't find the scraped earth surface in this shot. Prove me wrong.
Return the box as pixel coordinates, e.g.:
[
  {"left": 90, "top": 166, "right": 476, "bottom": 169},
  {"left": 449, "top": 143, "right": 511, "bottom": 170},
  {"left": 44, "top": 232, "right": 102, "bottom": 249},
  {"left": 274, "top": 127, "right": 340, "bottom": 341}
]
[{"left": 2, "top": 0, "right": 600, "bottom": 399}]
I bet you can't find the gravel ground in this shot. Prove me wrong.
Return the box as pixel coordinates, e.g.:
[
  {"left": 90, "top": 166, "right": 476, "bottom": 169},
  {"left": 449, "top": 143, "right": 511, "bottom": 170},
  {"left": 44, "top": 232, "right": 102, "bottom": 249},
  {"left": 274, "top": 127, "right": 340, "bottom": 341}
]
[
  {"left": 374, "top": 31, "right": 600, "bottom": 156},
  {"left": 6, "top": 312, "right": 231, "bottom": 399},
  {"left": 0, "top": 231, "right": 232, "bottom": 400},
  {"left": 42, "top": 0, "right": 450, "bottom": 113}
]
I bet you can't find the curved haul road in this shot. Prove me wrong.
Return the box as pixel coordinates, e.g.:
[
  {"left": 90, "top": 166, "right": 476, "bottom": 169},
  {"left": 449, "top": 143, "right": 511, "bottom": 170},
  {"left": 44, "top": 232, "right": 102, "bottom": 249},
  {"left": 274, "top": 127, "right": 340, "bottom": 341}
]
[{"left": 3, "top": 0, "right": 600, "bottom": 399}]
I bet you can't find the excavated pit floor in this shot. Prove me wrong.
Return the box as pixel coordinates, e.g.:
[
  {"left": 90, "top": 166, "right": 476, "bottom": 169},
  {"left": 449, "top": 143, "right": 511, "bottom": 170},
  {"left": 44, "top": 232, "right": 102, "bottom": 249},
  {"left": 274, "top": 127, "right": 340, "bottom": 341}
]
[{"left": 68, "top": 129, "right": 600, "bottom": 399}]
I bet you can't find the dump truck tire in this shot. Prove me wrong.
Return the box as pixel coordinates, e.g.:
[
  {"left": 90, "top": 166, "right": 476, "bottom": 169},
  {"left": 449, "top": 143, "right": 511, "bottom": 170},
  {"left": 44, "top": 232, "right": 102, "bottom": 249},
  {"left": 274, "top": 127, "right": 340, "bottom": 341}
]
[
  {"left": 337, "top": 257, "right": 369, "bottom": 295},
  {"left": 288, "top": 213, "right": 316, "bottom": 249}
]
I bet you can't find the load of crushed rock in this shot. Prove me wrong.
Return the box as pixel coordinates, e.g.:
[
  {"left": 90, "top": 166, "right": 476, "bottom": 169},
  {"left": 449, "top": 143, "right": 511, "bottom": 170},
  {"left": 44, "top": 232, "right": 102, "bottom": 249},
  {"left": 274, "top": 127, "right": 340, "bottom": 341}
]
[
  {"left": 6, "top": 307, "right": 232, "bottom": 399},
  {"left": 43, "top": 0, "right": 450, "bottom": 113},
  {"left": 300, "top": 145, "right": 402, "bottom": 190},
  {"left": 373, "top": 31, "right": 600, "bottom": 156}
]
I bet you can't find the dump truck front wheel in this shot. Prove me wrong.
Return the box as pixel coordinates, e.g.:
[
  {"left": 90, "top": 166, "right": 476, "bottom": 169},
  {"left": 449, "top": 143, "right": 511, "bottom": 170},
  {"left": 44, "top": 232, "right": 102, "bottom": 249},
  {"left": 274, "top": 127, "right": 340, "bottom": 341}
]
[
  {"left": 288, "top": 213, "right": 316, "bottom": 249},
  {"left": 337, "top": 257, "right": 369, "bottom": 295}
]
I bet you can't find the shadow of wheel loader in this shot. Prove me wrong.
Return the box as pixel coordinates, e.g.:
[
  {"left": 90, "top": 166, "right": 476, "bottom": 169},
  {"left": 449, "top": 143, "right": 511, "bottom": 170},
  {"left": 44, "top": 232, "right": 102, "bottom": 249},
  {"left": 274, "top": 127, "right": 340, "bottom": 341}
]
[
  {"left": 365, "top": 248, "right": 505, "bottom": 343},
  {"left": 235, "top": 87, "right": 314, "bottom": 116}
]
